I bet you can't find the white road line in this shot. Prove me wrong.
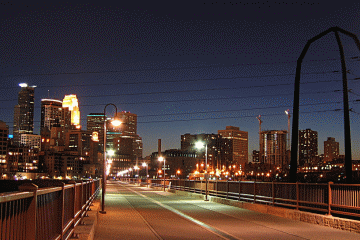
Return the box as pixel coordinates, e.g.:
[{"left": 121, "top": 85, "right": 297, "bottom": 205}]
[
  {"left": 120, "top": 192, "right": 164, "bottom": 240},
  {"left": 122, "top": 183, "right": 243, "bottom": 240}
]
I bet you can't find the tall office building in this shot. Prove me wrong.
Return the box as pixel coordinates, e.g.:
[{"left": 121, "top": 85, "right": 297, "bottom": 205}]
[
  {"left": 13, "top": 83, "right": 36, "bottom": 146},
  {"left": 62, "top": 95, "right": 80, "bottom": 128},
  {"left": 41, "top": 99, "right": 63, "bottom": 131},
  {"left": 87, "top": 113, "right": 105, "bottom": 152},
  {"left": 113, "top": 111, "right": 137, "bottom": 135},
  {"left": 261, "top": 130, "right": 287, "bottom": 168},
  {"left": 324, "top": 137, "right": 339, "bottom": 162},
  {"left": 298, "top": 129, "right": 318, "bottom": 166},
  {"left": 107, "top": 111, "right": 143, "bottom": 160},
  {"left": 218, "top": 126, "right": 248, "bottom": 169},
  {"left": 0, "top": 120, "right": 8, "bottom": 174}
]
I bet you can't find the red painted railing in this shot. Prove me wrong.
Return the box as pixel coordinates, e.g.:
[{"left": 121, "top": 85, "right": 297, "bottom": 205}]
[
  {"left": 0, "top": 179, "right": 100, "bottom": 240},
  {"left": 124, "top": 178, "right": 360, "bottom": 219}
]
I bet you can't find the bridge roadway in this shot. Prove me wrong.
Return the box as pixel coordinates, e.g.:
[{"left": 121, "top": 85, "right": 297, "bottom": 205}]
[{"left": 94, "top": 181, "right": 359, "bottom": 240}]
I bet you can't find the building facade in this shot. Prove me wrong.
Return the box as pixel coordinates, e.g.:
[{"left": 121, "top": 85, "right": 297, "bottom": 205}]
[
  {"left": 20, "top": 134, "right": 41, "bottom": 149},
  {"left": 261, "top": 130, "right": 287, "bottom": 169},
  {"left": 0, "top": 121, "right": 8, "bottom": 175},
  {"left": 41, "top": 99, "right": 63, "bottom": 131},
  {"left": 150, "top": 149, "right": 198, "bottom": 178},
  {"left": 181, "top": 133, "right": 220, "bottom": 171},
  {"left": 218, "top": 126, "right": 248, "bottom": 169},
  {"left": 62, "top": 95, "right": 80, "bottom": 128},
  {"left": 87, "top": 113, "right": 105, "bottom": 152},
  {"left": 324, "top": 137, "right": 339, "bottom": 162},
  {"left": 13, "top": 83, "right": 36, "bottom": 146},
  {"left": 106, "top": 111, "right": 143, "bottom": 160},
  {"left": 298, "top": 129, "right": 318, "bottom": 166}
]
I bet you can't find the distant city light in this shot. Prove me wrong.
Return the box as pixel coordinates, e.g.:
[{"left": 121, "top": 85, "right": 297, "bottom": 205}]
[{"left": 19, "top": 83, "right": 28, "bottom": 87}]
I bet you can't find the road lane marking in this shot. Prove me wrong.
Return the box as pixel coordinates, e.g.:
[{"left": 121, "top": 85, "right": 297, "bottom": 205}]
[
  {"left": 123, "top": 184, "right": 243, "bottom": 240},
  {"left": 121, "top": 193, "right": 164, "bottom": 240}
]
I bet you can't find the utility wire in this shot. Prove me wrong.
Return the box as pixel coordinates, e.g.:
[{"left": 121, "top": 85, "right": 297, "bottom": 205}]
[
  {"left": 1, "top": 102, "right": 346, "bottom": 128},
  {"left": 0, "top": 70, "right": 341, "bottom": 90},
  {"left": 0, "top": 77, "right": 351, "bottom": 102},
  {"left": 136, "top": 109, "right": 342, "bottom": 124},
  {"left": 2, "top": 55, "right": 359, "bottom": 80},
  {"left": 138, "top": 101, "right": 345, "bottom": 118},
  {"left": 0, "top": 90, "right": 341, "bottom": 109}
]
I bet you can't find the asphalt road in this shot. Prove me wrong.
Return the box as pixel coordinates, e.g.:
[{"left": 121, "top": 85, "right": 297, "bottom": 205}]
[{"left": 94, "top": 181, "right": 360, "bottom": 240}]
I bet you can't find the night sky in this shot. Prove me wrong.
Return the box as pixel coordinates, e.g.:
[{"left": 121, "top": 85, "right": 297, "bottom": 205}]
[{"left": 1, "top": 1, "right": 360, "bottom": 159}]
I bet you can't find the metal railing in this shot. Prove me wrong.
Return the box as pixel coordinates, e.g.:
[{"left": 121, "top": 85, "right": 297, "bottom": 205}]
[
  {"left": 0, "top": 179, "right": 100, "bottom": 240},
  {"left": 124, "top": 178, "right": 360, "bottom": 219}
]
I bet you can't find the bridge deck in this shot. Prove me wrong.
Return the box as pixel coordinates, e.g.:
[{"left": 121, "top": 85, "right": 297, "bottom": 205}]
[{"left": 94, "top": 181, "right": 360, "bottom": 240}]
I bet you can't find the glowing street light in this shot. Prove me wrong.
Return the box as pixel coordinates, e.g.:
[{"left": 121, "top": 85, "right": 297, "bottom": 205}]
[
  {"left": 100, "top": 103, "right": 122, "bottom": 214},
  {"left": 142, "top": 162, "right": 148, "bottom": 178},
  {"left": 134, "top": 165, "right": 139, "bottom": 178},
  {"left": 158, "top": 157, "right": 166, "bottom": 191},
  {"left": 195, "top": 141, "right": 209, "bottom": 201}
]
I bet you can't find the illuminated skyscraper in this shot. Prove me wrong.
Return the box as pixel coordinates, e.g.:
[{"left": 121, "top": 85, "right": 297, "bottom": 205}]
[
  {"left": 324, "top": 137, "right": 339, "bottom": 162},
  {"left": 261, "top": 130, "right": 287, "bottom": 168},
  {"left": 13, "top": 83, "right": 36, "bottom": 146},
  {"left": 41, "top": 99, "right": 63, "bottom": 131},
  {"left": 107, "top": 111, "right": 142, "bottom": 159},
  {"left": 218, "top": 126, "right": 248, "bottom": 169},
  {"left": 62, "top": 95, "right": 80, "bottom": 128},
  {"left": 87, "top": 113, "right": 105, "bottom": 151},
  {"left": 298, "top": 129, "right": 318, "bottom": 166},
  {"left": 0, "top": 120, "right": 8, "bottom": 174}
]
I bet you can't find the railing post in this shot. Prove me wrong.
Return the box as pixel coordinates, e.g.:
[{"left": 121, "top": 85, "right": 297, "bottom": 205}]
[
  {"left": 238, "top": 181, "right": 242, "bottom": 201},
  {"left": 19, "top": 183, "right": 38, "bottom": 240},
  {"left": 226, "top": 180, "right": 229, "bottom": 199},
  {"left": 296, "top": 182, "right": 299, "bottom": 210},
  {"left": 60, "top": 182, "right": 65, "bottom": 239},
  {"left": 81, "top": 180, "right": 85, "bottom": 207},
  {"left": 272, "top": 181, "right": 275, "bottom": 206},
  {"left": 253, "top": 181, "right": 256, "bottom": 203},
  {"left": 328, "top": 181, "right": 333, "bottom": 215},
  {"left": 69, "top": 180, "right": 77, "bottom": 237},
  {"left": 214, "top": 180, "right": 216, "bottom": 196}
]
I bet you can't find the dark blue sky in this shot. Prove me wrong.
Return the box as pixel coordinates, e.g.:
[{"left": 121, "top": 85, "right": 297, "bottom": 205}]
[{"left": 1, "top": 1, "right": 360, "bottom": 159}]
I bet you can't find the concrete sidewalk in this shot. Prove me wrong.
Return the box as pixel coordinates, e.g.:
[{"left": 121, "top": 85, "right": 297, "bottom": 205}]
[{"left": 93, "top": 183, "right": 160, "bottom": 240}]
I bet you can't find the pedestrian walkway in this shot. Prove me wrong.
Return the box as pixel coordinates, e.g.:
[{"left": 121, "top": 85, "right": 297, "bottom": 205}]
[{"left": 94, "top": 181, "right": 360, "bottom": 240}]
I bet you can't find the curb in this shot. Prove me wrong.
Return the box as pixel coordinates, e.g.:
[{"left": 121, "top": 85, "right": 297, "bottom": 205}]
[{"left": 75, "top": 199, "right": 100, "bottom": 240}]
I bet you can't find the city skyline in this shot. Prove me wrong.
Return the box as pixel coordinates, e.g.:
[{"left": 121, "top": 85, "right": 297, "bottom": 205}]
[
  {"left": 1, "top": 1, "right": 360, "bottom": 159},
  {"left": 0, "top": 84, "right": 351, "bottom": 161}
]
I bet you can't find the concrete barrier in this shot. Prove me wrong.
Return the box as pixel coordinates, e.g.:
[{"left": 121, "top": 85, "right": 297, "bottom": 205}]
[{"left": 75, "top": 199, "right": 100, "bottom": 240}]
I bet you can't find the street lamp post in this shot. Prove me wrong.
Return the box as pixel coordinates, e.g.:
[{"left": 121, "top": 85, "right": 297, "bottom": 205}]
[
  {"left": 195, "top": 141, "right": 208, "bottom": 201},
  {"left": 142, "top": 162, "right": 148, "bottom": 178},
  {"left": 142, "top": 162, "right": 148, "bottom": 187},
  {"left": 100, "top": 103, "right": 121, "bottom": 214},
  {"left": 134, "top": 165, "right": 139, "bottom": 178},
  {"left": 134, "top": 165, "right": 139, "bottom": 185},
  {"left": 158, "top": 157, "right": 165, "bottom": 191}
]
